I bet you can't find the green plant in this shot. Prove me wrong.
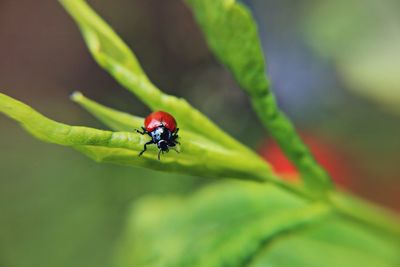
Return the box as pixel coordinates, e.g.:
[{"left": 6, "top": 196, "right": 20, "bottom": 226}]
[{"left": 0, "top": 0, "right": 399, "bottom": 266}]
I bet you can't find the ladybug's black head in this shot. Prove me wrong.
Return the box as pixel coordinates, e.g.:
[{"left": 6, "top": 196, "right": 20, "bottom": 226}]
[
  {"left": 157, "top": 140, "right": 169, "bottom": 151},
  {"left": 150, "top": 126, "right": 172, "bottom": 144}
]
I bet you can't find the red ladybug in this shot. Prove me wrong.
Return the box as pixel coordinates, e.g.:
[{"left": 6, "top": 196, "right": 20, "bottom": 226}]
[{"left": 137, "top": 111, "right": 179, "bottom": 160}]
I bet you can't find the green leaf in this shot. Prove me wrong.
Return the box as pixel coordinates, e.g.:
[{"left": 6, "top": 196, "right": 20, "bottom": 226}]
[
  {"left": 185, "top": 0, "right": 332, "bottom": 191},
  {"left": 58, "top": 0, "right": 252, "bottom": 156},
  {"left": 115, "top": 181, "right": 400, "bottom": 267},
  {"left": 185, "top": 0, "right": 269, "bottom": 97},
  {"left": 0, "top": 92, "right": 274, "bottom": 182},
  {"left": 250, "top": 219, "right": 400, "bottom": 267},
  {"left": 71, "top": 91, "right": 143, "bottom": 132}
]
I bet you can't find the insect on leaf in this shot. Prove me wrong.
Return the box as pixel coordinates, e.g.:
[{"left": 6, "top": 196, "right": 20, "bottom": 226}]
[{"left": 0, "top": 93, "right": 273, "bottom": 182}]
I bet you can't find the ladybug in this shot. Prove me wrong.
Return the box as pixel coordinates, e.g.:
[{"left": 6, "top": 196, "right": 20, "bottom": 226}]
[{"left": 137, "top": 111, "right": 179, "bottom": 160}]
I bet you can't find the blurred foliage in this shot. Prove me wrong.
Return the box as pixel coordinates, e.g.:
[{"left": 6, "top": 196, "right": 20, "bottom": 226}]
[
  {"left": 116, "top": 181, "right": 399, "bottom": 267},
  {"left": 303, "top": 0, "right": 400, "bottom": 115}
]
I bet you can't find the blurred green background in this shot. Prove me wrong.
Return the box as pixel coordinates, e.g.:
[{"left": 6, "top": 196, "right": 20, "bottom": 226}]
[{"left": 0, "top": 0, "right": 399, "bottom": 266}]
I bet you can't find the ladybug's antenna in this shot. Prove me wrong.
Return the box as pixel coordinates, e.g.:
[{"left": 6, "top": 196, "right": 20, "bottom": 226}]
[{"left": 136, "top": 127, "right": 147, "bottom": 135}]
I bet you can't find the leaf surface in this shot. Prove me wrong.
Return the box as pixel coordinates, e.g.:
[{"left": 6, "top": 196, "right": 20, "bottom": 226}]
[
  {"left": 0, "top": 93, "right": 272, "bottom": 182},
  {"left": 115, "top": 181, "right": 400, "bottom": 267}
]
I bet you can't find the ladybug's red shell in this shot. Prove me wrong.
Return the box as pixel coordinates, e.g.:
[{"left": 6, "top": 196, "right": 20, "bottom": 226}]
[{"left": 144, "top": 111, "right": 177, "bottom": 132}]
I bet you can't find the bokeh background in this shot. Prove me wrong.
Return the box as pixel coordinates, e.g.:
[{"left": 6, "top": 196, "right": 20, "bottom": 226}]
[{"left": 0, "top": 0, "right": 399, "bottom": 266}]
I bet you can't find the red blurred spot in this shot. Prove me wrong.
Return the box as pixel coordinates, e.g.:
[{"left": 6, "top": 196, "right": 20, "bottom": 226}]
[{"left": 258, "top": 135, "right": 353, "bottom": 187}]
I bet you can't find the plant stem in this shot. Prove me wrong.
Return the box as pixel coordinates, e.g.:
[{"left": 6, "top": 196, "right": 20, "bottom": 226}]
[
  {"left": 251, "top": 92, "right": 333, "bottom": 192},
  {"left": 328, "top": 191, "right": 400, "bottom": 236},
  {"left": 185, "top": 0, "right": 332, "bottom": 192},
  {"left": 269, "top": 175, "right": 400, "bottom": 236}
]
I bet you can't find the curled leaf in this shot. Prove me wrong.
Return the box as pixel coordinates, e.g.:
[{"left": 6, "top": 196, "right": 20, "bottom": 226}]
[
  {"left": 185, "top": 0, "right": 269, "bottom": 96},
  {"left": 71, "top": 91, "right": 142, "bottom": 132},
  {"left": 58, "top": 0, "right": 252, "bottom": 155}
]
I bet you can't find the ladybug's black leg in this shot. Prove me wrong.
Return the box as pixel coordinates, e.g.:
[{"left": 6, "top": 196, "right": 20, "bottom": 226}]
[
  {"left": 168, "top": 141, "right": 180, "bottom": 154},
  {"left": 173, "top": 138, "right": 180, "bottom": 145},
  {"left": 158, "top": 149, "right": 162, "bottom": 160},
  {"left": 136, "top": 127, "right": 147, "bottom": 135},
  {"left": 171, "top": 128, "right": 179, "bottom": 138},
  {"left": 172, "top": 130, "right": 180, "bottom": 145},
  {"left": 139, "top": 140, "right": 154, "bottom": 156},
  {"left": 171, "top": 147, "right": 180, "bottom": 154}
]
